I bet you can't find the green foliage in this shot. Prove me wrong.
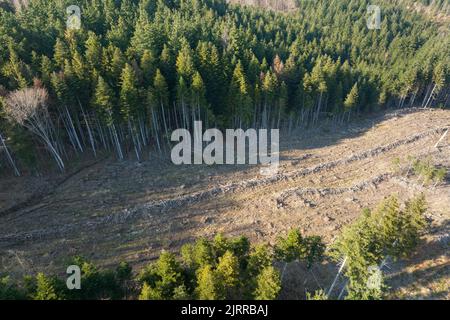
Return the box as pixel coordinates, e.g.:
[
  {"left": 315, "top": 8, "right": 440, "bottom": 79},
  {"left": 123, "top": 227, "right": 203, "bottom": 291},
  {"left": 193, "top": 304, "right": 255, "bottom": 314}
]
[
  {"left": 275, "top": 229, "right": 304, "bottom": 262},
  {"left": 65, "top": 256, "right": 132, "bottom": 300},
  {"left": 344, "top": 83, "right": 359, "bottom": 113},
  {"left": 144, "top": 234, "right": 280, "bottom": 300},
  {"left": 0, "top": 211, "right": 427, "bottom": 301},
  {"left": 306, "top": 289, "right": 328, "bottom": 300},
  {"left": 0, "top": 276, "right": 26, "bottom": 300},
  {"left": 412, "top": 157, "right": 448, "bottom": 186},
  {"left": 137, "top": 251, "right": 184, "bottom": 300},
  {"left": 247, "top": 244, "right": 273, "bottom": 276},
  {"left": 0, "top": 0, "right": 448, "bottom": 169},
  {"left": 93, "top": 76, "right": 115, "bottom": 124},
  {"left": 215, "top": 250, "right": 240, "bottom": 297},
  {"left": 195, "top": 264, "right": 220, "bottom": 300},
  {"left": 33, "top": 273, "right": 62, "bottom": 300},
  {"left": 275, "top": 229, "right": 325, "bottom": 267},
  {"left": 0, "top": 257, "right": 132, "bottom": 300},
  {"left": 331, "top": 195, "right": 428, "bottom": 300},
  {"left": 254, "top": 266, "right": 281, "bottom": 300},
  {"left": 119, "top": 63, "right": 139, "bottom": 120}
]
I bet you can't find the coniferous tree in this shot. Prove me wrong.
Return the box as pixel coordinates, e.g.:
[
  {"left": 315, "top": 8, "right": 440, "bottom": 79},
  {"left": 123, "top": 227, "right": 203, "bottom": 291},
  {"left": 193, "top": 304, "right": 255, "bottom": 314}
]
[
  {"left": 344, "top": 83, "right": 359, "bottom": 119},
  {"left": 196, "top": 264, "right": 220, "bottom": 300},
  {"left": 254, "top": 266, "right": 281, "bottom": 300}
]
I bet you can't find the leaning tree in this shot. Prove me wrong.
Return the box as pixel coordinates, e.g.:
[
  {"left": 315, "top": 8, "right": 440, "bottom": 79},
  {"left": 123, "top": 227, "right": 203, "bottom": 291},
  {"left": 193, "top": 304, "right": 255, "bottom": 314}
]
[{"left": 4, "top": 87, "right": 65, "bottom": 171}]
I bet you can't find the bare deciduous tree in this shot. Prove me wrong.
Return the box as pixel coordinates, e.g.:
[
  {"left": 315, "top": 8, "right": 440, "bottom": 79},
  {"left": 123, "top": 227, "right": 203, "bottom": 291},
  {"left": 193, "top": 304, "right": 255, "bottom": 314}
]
[{"left": 4, "top": 87, "right": 65, "bottom": 171}]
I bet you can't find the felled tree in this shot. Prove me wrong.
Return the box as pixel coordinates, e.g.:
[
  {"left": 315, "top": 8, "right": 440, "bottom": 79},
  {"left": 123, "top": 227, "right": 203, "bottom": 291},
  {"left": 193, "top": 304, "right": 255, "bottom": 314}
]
[{"left": 4, "top": 87, "right": 65, "bottom": 171}]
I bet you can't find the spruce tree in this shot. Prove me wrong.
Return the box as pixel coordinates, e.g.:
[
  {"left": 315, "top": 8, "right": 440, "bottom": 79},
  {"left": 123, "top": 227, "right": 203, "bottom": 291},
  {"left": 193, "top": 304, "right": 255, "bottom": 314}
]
[
  {"left": 254, "top": 266, "right": 281, "bottom": 300},
  {"left": 33, "top": 273, "right": 59, "bottom": 300},
  {"left": 196, "top": 264, "right": 220, "bottom": 300},
  {"left": 119, "top": 63, "right": 139, "bottom": 120},
  {"left": 216, "top": 250, "right": 239, "bottom": 298}
]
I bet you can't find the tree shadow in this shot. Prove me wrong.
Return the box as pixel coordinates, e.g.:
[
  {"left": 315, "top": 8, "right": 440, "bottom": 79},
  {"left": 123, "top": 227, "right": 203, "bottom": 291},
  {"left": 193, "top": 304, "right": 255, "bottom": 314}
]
[{"left": 385, "top": 219, "right": 449, "bottom": 299}]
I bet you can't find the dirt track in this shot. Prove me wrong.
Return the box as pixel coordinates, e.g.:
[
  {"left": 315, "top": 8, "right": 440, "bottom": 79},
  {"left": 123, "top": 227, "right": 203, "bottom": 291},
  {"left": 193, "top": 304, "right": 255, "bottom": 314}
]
[{"left": 1, "top": 108, "right": 449, "bottom": 299}]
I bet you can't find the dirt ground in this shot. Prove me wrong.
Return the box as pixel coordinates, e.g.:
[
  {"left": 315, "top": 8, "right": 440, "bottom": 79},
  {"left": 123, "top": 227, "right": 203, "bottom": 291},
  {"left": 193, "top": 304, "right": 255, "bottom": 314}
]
[{"left": 0, "top": 108, "right": 449, "bottom": 299}]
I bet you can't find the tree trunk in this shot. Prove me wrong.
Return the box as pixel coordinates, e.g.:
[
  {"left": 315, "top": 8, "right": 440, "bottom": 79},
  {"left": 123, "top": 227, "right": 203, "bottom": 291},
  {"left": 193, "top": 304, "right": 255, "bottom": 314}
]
[{"left": 0, "top": 130, "right": 20, "bottom": 176}]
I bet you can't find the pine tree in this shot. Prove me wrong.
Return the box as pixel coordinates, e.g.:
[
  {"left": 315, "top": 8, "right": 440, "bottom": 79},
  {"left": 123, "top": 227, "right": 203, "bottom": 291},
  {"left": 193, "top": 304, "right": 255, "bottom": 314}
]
[
  {"left": 106, "top": 16, "right": 130, "bottom": 51},
  {"left": 53, "top": 38, "right": 69, "bottom": 69},
  {"left": 331, "top": 194, "right": 428, "bottom": 299},
  {"left": 33, "top": 273, "right": 59, "bottom": 300},
  {"left": 196, "top": 264, "right": 220, "bottom": 300},
  {"left": 2, "top": 47, "right": 29, "bottom": 89},
  {"left": 344, "top": 83, "right": 359, "bottom": 114},
  {"left": 274, "top": 229, "right": 304, "bottom": 263},
  {"left": 110, "top": 47, "right": 126, "bottom": 82},
  {"left": 140, "top": 49, "right": 157, "bottom": 86},
  {"left": 306, "top": 289, "right": 328, "bottom": 300},
  {"left": 176, "top": 41, "right": 195, "bottom": 83},
  {"left": 227, "top": 61, "right": 252, "bottom": 127},
  {"left": 85, "top": 32, "right": 103, "bottom": 71},
  {"left": 40, "top": 55, "right": 54, "bottom": 86},
  {"left": 138, "top": 251, "right": 184, "bottom": 300},
  {"left": 93, "top": 76, "right": 115, "bottom": 124},
  {"left": 190, "top": 71, "right": 210, "bottom": 122},
  {"left": 153, "top": 69, "right": 169, "bottom": 107},
  {"left": 254, "top": 266, "right": 281, "bottom": 300},
  {"left": 139, "top": 282, "right": 161, "bottom": 300},
  {"left": 119, "top": 63, "right": 139, "bottom": 120},
  {"left": 216, "top": 250, "right": 239, "bottom": 298},
  {"left": 247, "top": 244, "right": 272, "bottom": 276}
]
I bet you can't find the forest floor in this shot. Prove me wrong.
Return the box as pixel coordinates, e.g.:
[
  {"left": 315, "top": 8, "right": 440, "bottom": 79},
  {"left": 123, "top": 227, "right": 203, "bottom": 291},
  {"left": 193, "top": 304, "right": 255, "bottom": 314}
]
[{"left": 0, "top": 108, "right": 449, "bottom": 299}]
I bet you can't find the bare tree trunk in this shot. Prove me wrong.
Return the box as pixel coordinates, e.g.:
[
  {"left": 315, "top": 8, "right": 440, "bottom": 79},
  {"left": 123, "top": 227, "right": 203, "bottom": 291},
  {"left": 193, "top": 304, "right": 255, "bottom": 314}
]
[
  {"left": 111, "top": 123, "right": 123, "bottom": 160},
  {"left": 327, "top": 256, "right": 347, "bottom": 298},
  {"left": 151, "top": 108, "right": 161, "bottom": 154},
  {"left": 0, "top": 130, "right": 20, "bottom": 176},
  {"left": 64, "top": 106, "right": 83, "bottom": 152},
  {"left": 410, "top": 90, "right": 417, "bottom": 107},
  {"left": 160, "top": 101, "right": 169, "bottom": 145},
  {"left": 421, "top": 83, "right": 433, "bottom": 107},
  {"left": 424, "top": 84, "right": 437, "bottom": 109},
  {"left": 128, "top": 119, "right": 140, "bottom": 162}
]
